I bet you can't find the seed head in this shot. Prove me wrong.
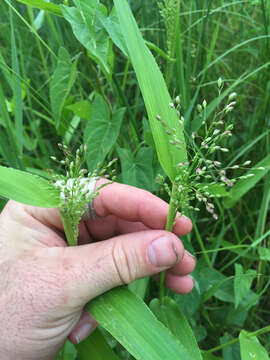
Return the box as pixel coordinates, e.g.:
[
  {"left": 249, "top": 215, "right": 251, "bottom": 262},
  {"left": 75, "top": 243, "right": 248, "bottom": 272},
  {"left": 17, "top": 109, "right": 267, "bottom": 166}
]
[
  {"left": 228, "top": 92, "right": 237, "bottom": 101},
  {"left": 175, "top": 95, "right": 181, "bottom": 104}
]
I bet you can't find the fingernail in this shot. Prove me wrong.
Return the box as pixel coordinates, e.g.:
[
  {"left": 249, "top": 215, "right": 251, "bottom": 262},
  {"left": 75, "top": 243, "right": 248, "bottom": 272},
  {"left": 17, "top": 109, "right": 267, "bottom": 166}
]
[
  {"left": 185, "top": 250, "right": 196, "bottom": 259},
  {"left": 74, "top": 323, "right": 93, "bottom": 344},
  {"left": 147, "top": 236, "right": 180, "bottom": 267}
]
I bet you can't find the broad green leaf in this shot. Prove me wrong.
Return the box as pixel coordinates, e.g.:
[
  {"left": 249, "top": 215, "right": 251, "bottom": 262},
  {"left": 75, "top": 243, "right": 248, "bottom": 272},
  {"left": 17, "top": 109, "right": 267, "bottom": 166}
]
[
  {"left": 0, "top": 166, "right": 60, "bottom": 207},
  {"left": 56, "top": 340, "right": 77, "bottom": 360},
  {"left": 234, "top": 264, "right": 256, "bottom": 309},
  {"left": 114, "top": 0, "right": 187, "bottom": 181},
  {"left": 65, "top": 100, "right": 91, "bottom": 120},
  {"left": 61, "top": 0, "right": 110, "bottom": 75},
  {"left": 239, "top": 330, "right": 269, "bottom": 360},
  {"left": 258, "top": 247, "right": 270, "bottom": 261},
  {"left": 84, "top": 94, "right": 125, "bottom": 171},
  {"left": 174, "top": 285, "right": 201, "bottom": 317},
  {"left": 220, "top": 335, "right": 241, "bottom": 360},
  {"left": 197, "top": 267, "right": 235, "bottom": 303},
  {"left": 87, "top": 287, "right": 192, "bottom": 360},
  {"left": 99, "top": 7, "right": 128, "bottom": 57},
  {"left": 118, "top": 147, "right": 154, "bottom": 192},
  {"left": 15, "top": 0, "right": 62, "bottom": 16},
  {"left": 76, "top": 328, "right": 118, "bottom": 360},
  {"left": 224, "top": 154, "right": 270, "bottom": 208},
  {"left": 150, "top": 297, "right": 202, "bottom": 360},
  {"left": 50, "top": 47, "right": 77, "bottom": 129}
]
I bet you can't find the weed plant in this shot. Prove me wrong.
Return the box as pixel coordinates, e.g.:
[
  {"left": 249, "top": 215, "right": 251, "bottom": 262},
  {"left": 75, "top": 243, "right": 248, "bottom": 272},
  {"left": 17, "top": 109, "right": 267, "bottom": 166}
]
[{"left": 0, "top": 0, "right": 269, "bottom": 359}]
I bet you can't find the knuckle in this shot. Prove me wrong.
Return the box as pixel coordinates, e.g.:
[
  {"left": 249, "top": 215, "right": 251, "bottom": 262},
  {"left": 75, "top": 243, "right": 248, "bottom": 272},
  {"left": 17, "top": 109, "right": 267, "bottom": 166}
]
[{"left": 111, "top": 241, "right": 136, "bottom": 285}]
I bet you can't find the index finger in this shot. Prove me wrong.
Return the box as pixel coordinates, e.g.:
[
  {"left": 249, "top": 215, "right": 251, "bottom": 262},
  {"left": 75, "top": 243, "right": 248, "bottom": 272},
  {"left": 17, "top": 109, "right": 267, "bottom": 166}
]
[{"left": 93, "top": 180, "right": 192, "bottom": 237}]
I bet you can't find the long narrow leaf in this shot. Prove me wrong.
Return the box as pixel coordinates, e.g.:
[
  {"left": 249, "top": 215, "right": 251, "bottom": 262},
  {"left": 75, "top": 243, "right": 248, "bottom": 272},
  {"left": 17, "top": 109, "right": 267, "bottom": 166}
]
[
  {"left": 87, "top": 287, "right": 192, "bottom": 360},
  {"left": 15, "top": 0, "right": 62, "bottom": 16},
  {"left": 0, "top": 166, "right": 60, "bottom": 207},
  {"left": 114, "top": 0, "right": 187, "bottom": 181}
]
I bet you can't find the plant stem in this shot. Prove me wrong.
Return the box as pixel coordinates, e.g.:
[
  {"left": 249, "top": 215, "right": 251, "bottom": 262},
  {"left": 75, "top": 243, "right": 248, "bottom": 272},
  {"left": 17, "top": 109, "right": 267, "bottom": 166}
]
[
  {"left": 60, "top": 211, "right": 77, "bottom": 246},
  {"left": 159, "top": 182, "right": 178, "bottom": 304}
]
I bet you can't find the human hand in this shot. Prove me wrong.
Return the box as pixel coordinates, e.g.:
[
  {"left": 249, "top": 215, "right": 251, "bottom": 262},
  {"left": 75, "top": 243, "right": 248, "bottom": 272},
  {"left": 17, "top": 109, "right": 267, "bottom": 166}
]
[{"left": 0, "top": 180, "right": 195, "bottom": 360}]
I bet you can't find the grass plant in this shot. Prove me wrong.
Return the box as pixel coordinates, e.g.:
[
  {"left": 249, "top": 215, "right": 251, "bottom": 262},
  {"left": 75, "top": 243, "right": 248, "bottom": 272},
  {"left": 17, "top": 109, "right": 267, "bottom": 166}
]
[{"left": 0, "top": 0, "right": 269, "bottom": 359}]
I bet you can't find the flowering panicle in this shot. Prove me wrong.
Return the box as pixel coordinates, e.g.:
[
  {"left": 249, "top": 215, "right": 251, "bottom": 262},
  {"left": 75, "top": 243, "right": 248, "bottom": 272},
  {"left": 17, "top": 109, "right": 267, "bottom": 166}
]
[
  {"left": 156, "top": 80, "right": 264, "bottom": 220},
  {"left": 49, "top": 144, "right": 117, "bottom": 245}
]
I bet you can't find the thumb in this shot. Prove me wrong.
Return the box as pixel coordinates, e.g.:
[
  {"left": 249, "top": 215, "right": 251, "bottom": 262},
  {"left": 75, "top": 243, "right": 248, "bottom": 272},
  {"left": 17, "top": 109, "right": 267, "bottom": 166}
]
[{"left": 63, "top": 230, "right": 184, "bottom": 306}]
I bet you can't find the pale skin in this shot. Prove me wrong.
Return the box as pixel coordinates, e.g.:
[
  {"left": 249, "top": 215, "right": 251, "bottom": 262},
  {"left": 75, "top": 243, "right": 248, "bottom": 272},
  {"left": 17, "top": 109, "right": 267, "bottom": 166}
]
[{"left": 0, "top": 180, "right": 196, "bottom": 360}]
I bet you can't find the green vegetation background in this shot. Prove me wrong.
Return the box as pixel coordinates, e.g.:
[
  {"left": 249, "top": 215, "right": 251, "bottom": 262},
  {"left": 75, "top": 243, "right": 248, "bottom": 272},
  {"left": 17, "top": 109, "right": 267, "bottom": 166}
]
[{"left": 0, "top": 0, "right": 269, "bottom": 359}]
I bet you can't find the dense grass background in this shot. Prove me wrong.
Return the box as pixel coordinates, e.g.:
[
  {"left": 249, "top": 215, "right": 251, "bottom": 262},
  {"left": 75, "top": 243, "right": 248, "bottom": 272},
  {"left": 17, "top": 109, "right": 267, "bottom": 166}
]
[{"left": 0, "top": 0, "right": 269, "bottom": 359}]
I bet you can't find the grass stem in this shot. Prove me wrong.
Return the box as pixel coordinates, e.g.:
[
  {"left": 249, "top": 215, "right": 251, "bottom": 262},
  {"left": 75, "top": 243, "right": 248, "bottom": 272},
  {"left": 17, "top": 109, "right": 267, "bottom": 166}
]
[{"left": 159, "top": 182, "right": 178, "bottom": 304}]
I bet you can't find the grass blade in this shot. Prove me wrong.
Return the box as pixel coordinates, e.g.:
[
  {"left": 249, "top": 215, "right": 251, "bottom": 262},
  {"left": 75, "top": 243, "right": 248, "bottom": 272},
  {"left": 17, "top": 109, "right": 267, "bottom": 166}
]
[
  {"left": 14, "top": 0, "right": 62, "bottom": 16},
  {"left": 0, "top": 166, "right": 60, "bottom": 207},
  {"left": 87, "top": 287, "right": 192, "bottom": 360},
  {"left": 114, "top": 0, "right": 187, "bottom": 181}
]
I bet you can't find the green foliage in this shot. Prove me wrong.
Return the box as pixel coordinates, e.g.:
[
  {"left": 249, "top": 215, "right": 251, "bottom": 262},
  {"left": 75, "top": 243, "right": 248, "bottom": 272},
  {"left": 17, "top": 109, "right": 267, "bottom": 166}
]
[
  {"left": 150, "top": 297, "right": 202, "bottom": 360},
  {"left": 76, "top": 328, "right": 118, "bottom": 360},
  {"left": 87, "top": 287, "right": 191, "bottom": 360},
  {"left": 114, "top": 0, "right": 187, "bottom": 182},
  {"left": 234, "top": 264, "right": 257, "bottom": 309},
  {"left": 118, "top": 146, "right": 154, "bottom": 192},
  {"left": 0, "top": 0, "right": 270, "bottom": 358},
  {"left": 239, "top": 330, "right": 270, "bottom": 360},
  {"left": 0, "top": 165, "right": 60, "bottom": 207},
  {"left": 84, "top": 94, "right": 125, "bottom": 171},
  {"left": 55, "top": 341, "right": 77, "bottom": 360},
  {"left": 61, "top": 0, "right": 111, "bottom": 76},
  {"left": 50, "top": 47, "right": 78, "bottom": 130},
  {"left": 15, "top": 0, "right": 62, "bottom": 16},
  {"left": 224, "top": 154, "right": 270, "bottom": 208}
]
